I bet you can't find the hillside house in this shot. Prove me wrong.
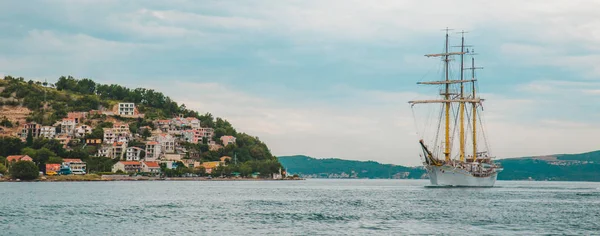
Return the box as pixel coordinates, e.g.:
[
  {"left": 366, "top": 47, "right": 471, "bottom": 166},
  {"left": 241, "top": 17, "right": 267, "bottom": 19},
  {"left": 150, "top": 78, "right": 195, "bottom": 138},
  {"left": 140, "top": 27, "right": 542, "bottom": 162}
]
[
  {"left": 187, "top": 117, "right": 201, "bottom": 129},
  {"left": 67, "top": 112, "right": 87, "bottom": 123},
  {"left": 201, "top": 161, "right": 221, "bottom": 174},
  {"left": 145, "top": 141, "right": 162, "bottom": 160},
  {"left": 61, "top": 118, "right": 76, "bottom": 135},
  {"left": 112, "top": 161, "right": 142, "bottom": 173},
  {"left": 141, "top": 161, "right": 161, "bottom": 173},
  {"left": 6, "top": 155, "right": 33, "bottom": 163},
  {"left": 86, "top": 139, "right": 102, "bottom": 145},
  {"left": 20, "top": 123, "right": 41, "bottom": 139},
  {"left": 75, "top": 125, "right": 92, "bottom": 138},
  {"left": 209, "top": 143, "right": 223, "bottom": 151},
  {"left": 126, "top": 146, "right": 144, "bottom": 161},
  {"left": 97, "top": 146, "right": 111, "bottom": 158},
  {"left": 182, "top": 130, "right": 203, "bottom": 144},
  {"left": 156, "top": 133, "right": 175, "bottom": 153},
  {"left": 199, "top": 127, "right": 214, "bottom": 139},
  {"left": 111, "top": 142, "right": 127, "bottom": 159},
  {"left": 220, "top": 156, "right": 232, "bottom": 164},
  {"left": 40, "top": 126, "right": 56, "bottom": 139},
  {"left": 103, "top": 123, "right": 131, "bottom": 144},
  {"left": 220, "top": 135, "right": 236, "bottom": 146},
  {"left": 118, "top": 103, "right": 136, "bottom": 116},
  {"left": 56, "top": 135, "right": 71, "bottom": 149}
]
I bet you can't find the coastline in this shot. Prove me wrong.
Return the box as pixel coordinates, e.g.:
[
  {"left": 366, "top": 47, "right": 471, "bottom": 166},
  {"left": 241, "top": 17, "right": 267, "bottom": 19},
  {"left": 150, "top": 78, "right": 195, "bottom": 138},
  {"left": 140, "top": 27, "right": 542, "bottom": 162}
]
[{"left": 0, "top": 175, "right": 304, "bottom": 182}]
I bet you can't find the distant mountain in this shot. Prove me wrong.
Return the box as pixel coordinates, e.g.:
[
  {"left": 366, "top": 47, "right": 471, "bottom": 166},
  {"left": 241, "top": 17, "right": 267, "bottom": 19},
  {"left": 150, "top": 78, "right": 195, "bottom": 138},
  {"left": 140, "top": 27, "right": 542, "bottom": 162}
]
[
  {"left": 277, "top": 155, "right": 426, "bottom": 179},
  {"left": 280, "top": 150, "right": 600, "bottom": 181},
  {"left": 497, "top": 150, "right": 600, "bottom": 181}
]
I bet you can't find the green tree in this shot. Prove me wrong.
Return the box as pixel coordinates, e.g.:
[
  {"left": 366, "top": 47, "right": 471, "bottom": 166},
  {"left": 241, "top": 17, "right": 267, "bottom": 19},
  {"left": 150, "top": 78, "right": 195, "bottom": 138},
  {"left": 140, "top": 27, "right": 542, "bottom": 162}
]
[
  {"left": 10, "top": 161, "right": 39, "bottom": 180},
  {"left": 239, "top": 163, "right": 252, "bottom": 177},
  {"left": 198, "top": 113, "right": 214, "bottom": 128},
  {"left": 142, "top": 128, "right": 152, "bottom": 139},
  {"left": 76, "top": 78, "right": 96, "bottom": 94},
  {"left": 36, "top": 148, "right": 57, "bottom": 165},
  {"left": 0, "top": 137, "right": 24, "bottom": 156},
  {"left": 47, "top": 156, "right": 63, "bottom": 164},
  {"left": 26, "top": 130, "right": 33, "bottom": 146},
  {"left": 0, "top": 163, "right": 7, "bottom": 175},
  {"left": 0, "top": 116, "right": 13, "bottom": 127},
  {"left": 86, "top": 157, "right": 116, "bottom": 173},
  {"left": 194, "top": 166, "right": 206, "bottom": 176}
]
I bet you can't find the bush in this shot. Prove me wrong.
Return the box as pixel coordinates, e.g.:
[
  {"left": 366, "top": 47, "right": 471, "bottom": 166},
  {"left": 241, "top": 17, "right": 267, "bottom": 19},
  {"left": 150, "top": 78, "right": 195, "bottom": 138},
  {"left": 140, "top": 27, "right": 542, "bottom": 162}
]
[
  {"left": 95, "top": 172, "right": 117, "bottom": 176},
  {"left": 0, "top": 163, "right": 7, "bottom": 175},
  {"left": 10, "top": 161, "right": 39, "bottom": 180},
  {"left": 0, "top": 116, "right": 13, "bottom": 127}
]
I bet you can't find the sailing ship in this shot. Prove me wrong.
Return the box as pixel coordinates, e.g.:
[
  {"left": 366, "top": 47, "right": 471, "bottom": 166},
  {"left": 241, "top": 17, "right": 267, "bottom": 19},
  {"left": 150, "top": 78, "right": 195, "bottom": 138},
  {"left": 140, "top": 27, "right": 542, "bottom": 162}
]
[{"left": 409, "top": 30, "right": 503, "bottom": 187}]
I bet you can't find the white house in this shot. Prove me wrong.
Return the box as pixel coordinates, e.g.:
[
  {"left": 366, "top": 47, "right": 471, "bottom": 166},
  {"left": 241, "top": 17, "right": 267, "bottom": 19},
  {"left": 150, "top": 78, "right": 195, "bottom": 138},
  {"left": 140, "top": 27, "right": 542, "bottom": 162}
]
[
  {"left": 126, "top": 146, "right": 144, "bottom": 161},
  {"left": 97, "top": 143, "right": 127, "bottom": 159},
  {"left": 103, "top": 123, "right": 131, "bottom": 144},
  {"left": 141, "top": 161, "right": 161, "bottom": 173},
  {"left": 97, "top": 146, "right": 111, "bottom": 158},
  {"left": 199, "top": 127, "right": 214, "bottom": 139},
  {"left": 156, "top": 133, "right": 175, "bottom": 153},
  {"left": 63, "top": 158, "right": 86, "bottom": 174},
  {"left": 112, "top": 161, "right": 141, "bottom": 173},
  {"left": 75, "top": 125, "right": 93, "bottom": 138},
  {"left": 145, "top": 141, "right": 162, "bottom": 160},
  {"left": 186, "top": 117, "right": 201, "bottom": 129},
  {"left": 118, "top": 103, "right": 136, "bottom": 116},
  {"left": 61, "top": 118, "right": 76, "bottom": 135},
  {"left": 40, "top": 126, "right": 56, "bottom": 139}
]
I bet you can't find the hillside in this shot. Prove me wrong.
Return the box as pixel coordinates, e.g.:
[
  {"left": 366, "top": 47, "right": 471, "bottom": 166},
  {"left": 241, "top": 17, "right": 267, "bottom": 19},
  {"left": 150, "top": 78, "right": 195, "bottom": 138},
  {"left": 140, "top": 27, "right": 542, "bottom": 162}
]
[
  {"left": 0, "top": 76, "right": 282, "bottom": 177},
  {"left": 278, "top": 155, "right": 426, "bottom": 179},
  {"left": 497, "top": 150, "right": 600, "bottom": 181}
]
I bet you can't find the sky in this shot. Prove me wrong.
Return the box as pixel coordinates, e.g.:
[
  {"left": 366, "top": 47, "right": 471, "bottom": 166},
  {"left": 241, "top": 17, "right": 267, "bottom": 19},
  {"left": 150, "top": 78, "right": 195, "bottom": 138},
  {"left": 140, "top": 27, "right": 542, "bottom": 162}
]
[{"left": 1, "top": 0, "right": 599, "bottom": 166}]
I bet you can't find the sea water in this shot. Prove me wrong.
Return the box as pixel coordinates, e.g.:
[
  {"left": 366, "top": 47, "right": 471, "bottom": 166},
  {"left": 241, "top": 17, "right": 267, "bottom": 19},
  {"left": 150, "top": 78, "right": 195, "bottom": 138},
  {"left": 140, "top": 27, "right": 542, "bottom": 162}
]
[{"left": 1, "top": 179, "right": 599, "bottom": 235}]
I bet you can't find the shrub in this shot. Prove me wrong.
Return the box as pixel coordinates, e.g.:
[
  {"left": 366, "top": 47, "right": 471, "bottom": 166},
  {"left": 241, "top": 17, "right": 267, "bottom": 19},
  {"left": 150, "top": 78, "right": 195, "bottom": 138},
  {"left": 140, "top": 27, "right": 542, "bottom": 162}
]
[{"left": 10, "top": 161, "right": 39, "bottom": 180}]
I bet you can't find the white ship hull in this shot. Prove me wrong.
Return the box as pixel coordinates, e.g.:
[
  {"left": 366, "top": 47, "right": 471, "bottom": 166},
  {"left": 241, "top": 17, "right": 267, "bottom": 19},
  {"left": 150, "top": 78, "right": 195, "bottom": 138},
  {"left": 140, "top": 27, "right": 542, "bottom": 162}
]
[{"left": 426, "top": 165, "right": 498, "bottom": 187}]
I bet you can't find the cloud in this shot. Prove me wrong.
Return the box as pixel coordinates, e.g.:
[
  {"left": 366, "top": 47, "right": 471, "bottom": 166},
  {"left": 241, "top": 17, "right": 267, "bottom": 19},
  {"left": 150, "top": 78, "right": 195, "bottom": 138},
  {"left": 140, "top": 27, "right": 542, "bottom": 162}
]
[{"left": 2, "top": 0, "right": 600, "bottom": 166}]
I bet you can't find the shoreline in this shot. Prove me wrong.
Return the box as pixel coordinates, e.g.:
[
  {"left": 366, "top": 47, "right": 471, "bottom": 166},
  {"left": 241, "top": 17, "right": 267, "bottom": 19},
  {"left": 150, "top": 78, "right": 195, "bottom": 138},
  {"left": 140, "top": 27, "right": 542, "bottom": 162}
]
[{"left": 0, "top": 175, "right": 304, "bottom": 182}]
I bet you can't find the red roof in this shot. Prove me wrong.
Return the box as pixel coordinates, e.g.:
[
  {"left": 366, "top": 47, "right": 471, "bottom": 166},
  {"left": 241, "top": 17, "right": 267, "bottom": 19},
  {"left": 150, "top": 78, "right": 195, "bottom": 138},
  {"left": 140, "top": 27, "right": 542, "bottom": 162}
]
[
  {"left": 113, "top": 142, "right": 125, "bottom": 146},
  {"left": 143, "top": 161, "right": 160, "bottom": 168},
  {"left": 119, "top": 161, "right": 141, "bottom": 165},
  {"left": 46, "top": 164, "right": 61, "bottom": 172},
  {"left": 7, "top": 155, "right": 33, "bottom": 162},
  {"left": 63, "top": 158, "right": 83, "bottom": 163},
  {"left": 147, "top": 141, "right": 158, "bottom": 145}
]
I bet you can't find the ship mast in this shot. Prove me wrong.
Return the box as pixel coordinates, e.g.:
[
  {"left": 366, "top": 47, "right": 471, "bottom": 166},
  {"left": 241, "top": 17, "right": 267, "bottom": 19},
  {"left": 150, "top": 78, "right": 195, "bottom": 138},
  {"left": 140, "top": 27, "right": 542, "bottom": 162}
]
[
  {"left": 443, "top": 29, "right": 451, "bottom": 162},
  {"left": 409, "top": 29, "right": 474, "bottom": 163},
  {"left": 465, "top": 52, "right": 483, "bottom": 161},
  {"left": 458, "top": 31, "right": 466, "bottom": 163}
]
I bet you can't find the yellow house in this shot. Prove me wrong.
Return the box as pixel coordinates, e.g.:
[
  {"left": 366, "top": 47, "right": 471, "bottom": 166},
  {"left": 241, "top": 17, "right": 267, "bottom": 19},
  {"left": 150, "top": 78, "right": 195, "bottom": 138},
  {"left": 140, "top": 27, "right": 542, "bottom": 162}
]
[
  {"left": 201, "top": 161, "right": 221, "bottom": 174},
  {"left": 220, "top": 156, "right": 231, "bottom": 163}
]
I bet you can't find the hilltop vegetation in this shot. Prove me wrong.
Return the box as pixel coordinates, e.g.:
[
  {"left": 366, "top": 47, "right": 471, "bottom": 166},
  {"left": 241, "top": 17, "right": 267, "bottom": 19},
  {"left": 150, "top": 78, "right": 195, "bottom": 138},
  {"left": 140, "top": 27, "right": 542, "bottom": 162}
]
[
  {"left": 497, "top": 150, "right": 600, "bottom": 181},
  {"left": 0, "top": 75, "right": 281, "bottom": 177},
  {"left": 0, "top": 76, "right": 202, "bottom": 126},
  {"left": 278, "top": 155, "right": 425, "bottom": 179}
]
